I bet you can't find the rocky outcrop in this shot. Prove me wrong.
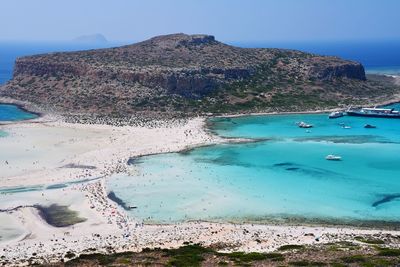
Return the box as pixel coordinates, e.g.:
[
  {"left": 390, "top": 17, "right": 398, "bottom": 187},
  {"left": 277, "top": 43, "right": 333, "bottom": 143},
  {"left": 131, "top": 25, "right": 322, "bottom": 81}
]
[
  {"left": 14, "top": 59, "right": 89, "bottom": 77},
  {"left": 307, "top": 57, "right": 366, "bottom": 81},
  {"left": 2, "top": 33, "right": 381, "bottom": 116}
]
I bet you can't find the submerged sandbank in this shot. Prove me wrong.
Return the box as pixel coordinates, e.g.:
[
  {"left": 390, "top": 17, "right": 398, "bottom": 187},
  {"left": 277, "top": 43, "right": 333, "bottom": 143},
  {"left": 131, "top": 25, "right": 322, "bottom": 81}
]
[{"left": 35, "top": 204, "right": 86, "bottom": 227}]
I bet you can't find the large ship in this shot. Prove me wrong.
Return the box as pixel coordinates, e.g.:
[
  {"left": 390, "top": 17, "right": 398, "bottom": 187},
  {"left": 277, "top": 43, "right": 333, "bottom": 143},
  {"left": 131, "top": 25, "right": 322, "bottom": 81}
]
[{"left": 346, "top": 107, "right": 400, "bottom": 118}]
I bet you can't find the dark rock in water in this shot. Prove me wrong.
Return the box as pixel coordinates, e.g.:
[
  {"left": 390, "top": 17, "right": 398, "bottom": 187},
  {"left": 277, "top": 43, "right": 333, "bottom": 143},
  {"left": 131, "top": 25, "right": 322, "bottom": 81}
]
[
  {"left": 372, "top": 194, "right": 400, "bottom": 207},
  {"left": 273, "top": 162, "right": 343, "bottom": 179},
  {"left": 286, "top": 167, "right": 300, "bottom": 171},
  {"left": 273, "top": 162, "right": 295, "bottom": 167}
]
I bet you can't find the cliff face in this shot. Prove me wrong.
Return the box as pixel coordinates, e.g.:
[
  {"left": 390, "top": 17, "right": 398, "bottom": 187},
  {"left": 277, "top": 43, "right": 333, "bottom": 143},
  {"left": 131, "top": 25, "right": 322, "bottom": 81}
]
[
  {"left": 12, "top": 34, "right": 366, "bottom": 93},
  {"left": 2, "top": 33, "right": 384, "bottom": 116}
]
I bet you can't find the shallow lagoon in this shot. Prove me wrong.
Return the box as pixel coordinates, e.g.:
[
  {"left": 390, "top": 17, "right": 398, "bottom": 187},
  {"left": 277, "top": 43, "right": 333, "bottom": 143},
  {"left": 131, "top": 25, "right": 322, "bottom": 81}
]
[
  {"left": 0, "top": 103, "right": 38, "bottom": 137},
  {"left": 108, "top": 111, "right": 400, "bottom": 225},
  {"left": 0, "top": 104, "right": 37, "bottom": 122}
]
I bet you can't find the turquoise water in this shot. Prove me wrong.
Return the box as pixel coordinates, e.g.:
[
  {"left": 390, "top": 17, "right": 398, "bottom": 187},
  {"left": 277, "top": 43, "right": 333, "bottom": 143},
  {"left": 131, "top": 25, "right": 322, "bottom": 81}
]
[
  {"left": 107, "top": 111, "right": 400, "bottom": 225},
  {"left": 209, "top": 113, "right": 400, "bottom": 143},
  {"left": 0, "top": 104, "right": 37, "bottom": 121},
  {"left": 0, "top": 104, "right": 37, "bottom": 137}
]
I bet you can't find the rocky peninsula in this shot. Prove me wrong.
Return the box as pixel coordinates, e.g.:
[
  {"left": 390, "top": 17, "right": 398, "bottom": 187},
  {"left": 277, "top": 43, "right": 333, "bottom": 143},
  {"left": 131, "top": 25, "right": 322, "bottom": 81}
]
[{"left": 2, "top": 33, "right": 399, "bottom": 119}]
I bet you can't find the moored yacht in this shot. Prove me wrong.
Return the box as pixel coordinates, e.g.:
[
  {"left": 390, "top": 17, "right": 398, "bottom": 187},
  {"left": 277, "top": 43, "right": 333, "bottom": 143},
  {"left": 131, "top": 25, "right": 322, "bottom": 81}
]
[
  {"left": 297, "top": 121, "right": 313, "bottom": 128},
  {"left": 328, "top": 111, "right": 344, "bottom": 119},
  {"left": 346, "top": 107, "right": 400, "bottom": 118},
  {"left": 325, "top": 154, "right": 342, "bottom": 161}
]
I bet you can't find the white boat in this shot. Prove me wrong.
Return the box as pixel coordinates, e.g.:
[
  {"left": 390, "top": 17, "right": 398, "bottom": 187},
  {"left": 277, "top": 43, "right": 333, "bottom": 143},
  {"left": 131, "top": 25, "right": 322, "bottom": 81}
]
[
  {"left": 329, "top": 111, "right": 344, "bottom": 119},
  {"left": 297, "top": 121, "right": 313, "bottom": 128},
  {"left": 325, "top": 154, "right": 342, "bottom": 161},
  {"left": 347, "top": 107, "right": 400, "bottom": 119}
]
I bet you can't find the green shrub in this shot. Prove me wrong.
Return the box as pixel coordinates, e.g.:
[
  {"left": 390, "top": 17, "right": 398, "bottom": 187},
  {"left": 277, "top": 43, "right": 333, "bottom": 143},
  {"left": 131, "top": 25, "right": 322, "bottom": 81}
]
[
  {"left": 166, "top": 244, "right": 212, "bottom": 267},
  {"left": 223, "top": 251, "right": 267, "bottom": 263},
  {"left": 377, "top": 247, "right": 400, "bottom": 257}
]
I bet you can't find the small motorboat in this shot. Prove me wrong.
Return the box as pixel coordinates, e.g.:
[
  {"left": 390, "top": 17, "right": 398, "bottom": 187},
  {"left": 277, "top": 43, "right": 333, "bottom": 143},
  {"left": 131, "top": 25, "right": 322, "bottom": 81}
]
[
  {"left": 329, "top": 111, "right": 344, "bottom": 119},
  {"left": 326, "top": 154, "right": 342, "bottom": 161},
  {"left": 342, "top": 125, "right": 351, "bottom": 129},
  {"left": 364, "top": 124, "right": 377, "bottom": 129},
  {"left": 297, "top": 121, "right": 313, "bottom": 128}
]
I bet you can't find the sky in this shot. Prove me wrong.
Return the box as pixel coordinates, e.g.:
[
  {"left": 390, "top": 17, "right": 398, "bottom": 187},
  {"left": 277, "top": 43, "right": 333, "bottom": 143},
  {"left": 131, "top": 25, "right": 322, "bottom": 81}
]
[{"left": 1, "top": 0, "right": 400, "bottom": 43}]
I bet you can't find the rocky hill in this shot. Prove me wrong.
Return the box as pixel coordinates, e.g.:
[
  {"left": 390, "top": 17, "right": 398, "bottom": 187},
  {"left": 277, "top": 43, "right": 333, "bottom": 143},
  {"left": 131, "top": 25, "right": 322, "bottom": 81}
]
[{"left": 1, "top": 33, "right": 399, "bottom": 117}]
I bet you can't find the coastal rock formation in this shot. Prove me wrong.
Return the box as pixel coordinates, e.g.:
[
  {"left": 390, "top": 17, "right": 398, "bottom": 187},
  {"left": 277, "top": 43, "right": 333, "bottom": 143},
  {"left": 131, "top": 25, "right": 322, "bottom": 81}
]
[{"left": 1, "top": 33, "right": 397, "bottom": 117}]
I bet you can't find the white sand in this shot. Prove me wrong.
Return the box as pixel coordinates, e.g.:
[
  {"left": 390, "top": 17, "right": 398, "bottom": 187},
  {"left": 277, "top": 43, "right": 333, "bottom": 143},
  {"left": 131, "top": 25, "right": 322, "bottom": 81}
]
[
  {"left": 1, "top": 116, "right": 399, "bottom": 265},
  {"left": 0, "top": 116, "right": 219, "bottom": 188}
]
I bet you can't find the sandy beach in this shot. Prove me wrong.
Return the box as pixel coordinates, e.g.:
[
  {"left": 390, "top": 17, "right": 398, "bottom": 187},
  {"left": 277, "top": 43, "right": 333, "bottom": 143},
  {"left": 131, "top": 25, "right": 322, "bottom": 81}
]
[{"left": 1, "top": 114, "right": 400, "bottom": 265}]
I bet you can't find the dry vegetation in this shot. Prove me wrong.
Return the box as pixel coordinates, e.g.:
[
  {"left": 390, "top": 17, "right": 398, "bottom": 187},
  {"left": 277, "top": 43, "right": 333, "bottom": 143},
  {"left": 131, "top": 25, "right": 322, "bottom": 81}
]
[
  {"left": 1, "top": 34, "right": 399, "bottom": 118},
  {"left": 43, "top": 237, "right": 400, "bottom": 267}
]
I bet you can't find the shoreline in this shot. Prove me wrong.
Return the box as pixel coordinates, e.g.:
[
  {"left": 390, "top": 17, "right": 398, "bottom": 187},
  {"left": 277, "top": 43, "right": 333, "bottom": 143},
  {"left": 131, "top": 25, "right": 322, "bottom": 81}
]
[
  {"left": 0, "top": 96, "right": 44, "bottom": 121},
  {"left": 215, "top": 98, "right": 400, "bottom": 119},
  {"left": 2, "top": 94, "right": 400, "bottom": 125},
  {"left": 1, "top": 101, "right": 400, "bottom": 265},
  {"left": 137, "top": 216, "right": 400, "bottom": 232}
]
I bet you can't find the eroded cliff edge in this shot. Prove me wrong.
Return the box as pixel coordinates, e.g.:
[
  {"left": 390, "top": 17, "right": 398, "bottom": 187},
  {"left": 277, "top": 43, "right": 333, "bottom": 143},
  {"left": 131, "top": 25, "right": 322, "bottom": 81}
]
[{"left": 1, "top": 33, "right": 399, "bottom": 117}]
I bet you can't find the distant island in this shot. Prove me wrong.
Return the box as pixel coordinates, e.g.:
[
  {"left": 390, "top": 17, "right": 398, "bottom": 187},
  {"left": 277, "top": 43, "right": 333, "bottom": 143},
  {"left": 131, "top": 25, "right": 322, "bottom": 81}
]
[
  {"left": 72, "top": 33, "right": 108, "bottom": 44},
  {"left": 1, "top": 33, "right": 399, "bottom": 118}
]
